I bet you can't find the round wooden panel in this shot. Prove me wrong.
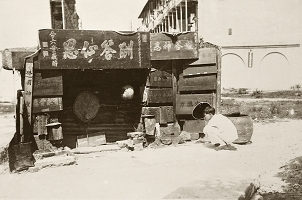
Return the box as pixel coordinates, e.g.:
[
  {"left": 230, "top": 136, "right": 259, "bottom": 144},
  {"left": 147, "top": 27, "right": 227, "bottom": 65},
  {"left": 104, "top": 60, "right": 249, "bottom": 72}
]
[{"left": 73, "top": 91, "right": 100, "bottom": 122}]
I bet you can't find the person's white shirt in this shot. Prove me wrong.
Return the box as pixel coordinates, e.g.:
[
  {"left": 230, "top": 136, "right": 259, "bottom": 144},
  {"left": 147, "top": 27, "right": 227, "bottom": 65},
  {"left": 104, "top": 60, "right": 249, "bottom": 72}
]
[{"left": 203, "top": 114, "right": 238, "bottom": 145}]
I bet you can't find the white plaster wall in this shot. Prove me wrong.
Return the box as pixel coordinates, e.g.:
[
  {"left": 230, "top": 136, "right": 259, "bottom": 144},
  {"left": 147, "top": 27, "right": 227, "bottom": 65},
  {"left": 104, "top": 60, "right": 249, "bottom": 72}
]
[
  {"left": 198, "top": 0, "right": 302, "bottom": 91},
  {"left": 221, "top": 48, "right": 301, "bottom": 91}
]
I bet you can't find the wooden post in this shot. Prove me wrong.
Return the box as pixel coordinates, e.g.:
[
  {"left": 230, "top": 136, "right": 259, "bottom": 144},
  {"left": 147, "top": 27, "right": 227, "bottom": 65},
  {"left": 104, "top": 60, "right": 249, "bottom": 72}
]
[
  {"left": 61, "top": 0, "right": 66, "bottom": 29},
  {"left": 166, "top": 17, "right": 168, "bottom": 32},
  {"left": 172, "top": 9, "right": 174, "bottom": 30},
  {"left": 180, "top": 3, "right": 183, "bottom": 32},
  {"left": 185, "top": 0, "right": 188, "bottom": 31},
  {"left": 19, "top": 95, "right": 24, "bottom": 142},
  {"left": 168, "top": 14, "right": 171, "bottom": 32},
  {"left": 216, "top": 48, "right": 222, "bottom": 114},
  {"left": 175, "top": 5, "right": 179, "bottom": 31},
  {"left": 195, "top": 1, "right": 198, "bottom": 33},
  {"left": 172, "top": 61, "right": 178, "bottom": 122}
]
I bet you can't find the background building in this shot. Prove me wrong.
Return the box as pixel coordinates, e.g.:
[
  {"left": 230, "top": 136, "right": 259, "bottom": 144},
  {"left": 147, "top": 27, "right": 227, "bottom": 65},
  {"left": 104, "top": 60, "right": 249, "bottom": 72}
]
[{"left": 138, "top": 0, "right": 302, "bottom": 91}]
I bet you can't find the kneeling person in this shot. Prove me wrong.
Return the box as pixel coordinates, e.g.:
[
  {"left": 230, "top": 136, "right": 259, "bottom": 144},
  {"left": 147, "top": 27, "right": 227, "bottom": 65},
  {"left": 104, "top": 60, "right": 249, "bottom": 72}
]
[{"left": 203, "top": 106, "right": 238, "bottom": 150}]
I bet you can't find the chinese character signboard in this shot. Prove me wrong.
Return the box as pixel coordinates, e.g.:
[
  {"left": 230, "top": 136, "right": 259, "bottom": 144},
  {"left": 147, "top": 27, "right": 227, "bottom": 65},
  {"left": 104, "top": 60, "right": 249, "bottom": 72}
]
[
  {"left": 33, "top": 71, "right": 63, "bottom": 96},
  {"left": 176, "top": 94, "right": 213, "bottom": 115},
  {"left": 143, "top": 88, "right": 173, "bottom": 104},
  {"left": 179, "top": 74, "right": 217, "bottom": 92},
  {"left": 146, "top": 70, "right": 172, "bottom": 88},
  {"left": 33, "top": 97, "right": 63, "bottom": 113},
  {"left": 150, "top": 32, "right": 198, "bottom": 60},
  {"left": 38, "top": 29, "right": 150, "bottom": 69}
]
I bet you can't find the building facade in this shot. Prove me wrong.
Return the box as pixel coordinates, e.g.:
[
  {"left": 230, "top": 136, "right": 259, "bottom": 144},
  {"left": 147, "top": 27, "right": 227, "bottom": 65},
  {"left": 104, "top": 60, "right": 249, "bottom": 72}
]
[{"left": 138, "top": 0, "right": 302, "bottom": 91}]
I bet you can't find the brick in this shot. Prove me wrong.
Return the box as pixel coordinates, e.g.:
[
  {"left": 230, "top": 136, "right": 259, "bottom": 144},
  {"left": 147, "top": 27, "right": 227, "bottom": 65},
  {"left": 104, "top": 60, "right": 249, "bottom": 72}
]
[
  {"left": 134, "top": 143, "right": 144, "bottom": 151},
  {"left": 190, "top": 132, "right": 200, "bottom": 140},
  {"left": 127, "top": 132, "right": 145, "bottom": 138},
  {"left": 28, "top": 166, "right": 40, "bottom": 173},
  {"left": 179, "top": 131, "right": 191, "bottom": 141}
]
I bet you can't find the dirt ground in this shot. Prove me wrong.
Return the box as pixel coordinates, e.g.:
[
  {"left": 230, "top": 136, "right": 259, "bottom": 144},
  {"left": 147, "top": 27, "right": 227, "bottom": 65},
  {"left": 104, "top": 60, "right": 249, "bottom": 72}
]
[
  {"left": 0, "top": 116, "right": 302, "bottom": 199},
  {"left": 0, "top": 113, "right": 15, "bottom": 148}
]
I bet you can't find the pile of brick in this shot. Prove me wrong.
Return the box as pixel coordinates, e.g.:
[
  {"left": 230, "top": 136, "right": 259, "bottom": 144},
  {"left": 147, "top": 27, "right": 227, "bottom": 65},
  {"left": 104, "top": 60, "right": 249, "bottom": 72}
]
[{"left": 116, "top": 132, "right": 146, "bottom": 151}]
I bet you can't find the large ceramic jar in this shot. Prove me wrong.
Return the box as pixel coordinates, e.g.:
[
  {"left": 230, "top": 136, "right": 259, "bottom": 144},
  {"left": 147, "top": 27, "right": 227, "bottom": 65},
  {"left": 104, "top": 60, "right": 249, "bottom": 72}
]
[{"left": 226, "top": 114, "right": 253, "bottom": 144}]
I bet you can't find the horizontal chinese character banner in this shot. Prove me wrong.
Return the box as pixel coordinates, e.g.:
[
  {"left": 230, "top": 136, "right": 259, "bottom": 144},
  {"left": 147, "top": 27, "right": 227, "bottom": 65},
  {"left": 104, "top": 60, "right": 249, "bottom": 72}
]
[
  {"left": 38, "top": 29, "right": 150, "bottom": 69},
  {"left": 150, "top": 32, "right": 198, "bottom": 60},
  {"left": 33, "top": 97, "right": 63, "bottom": 113}
]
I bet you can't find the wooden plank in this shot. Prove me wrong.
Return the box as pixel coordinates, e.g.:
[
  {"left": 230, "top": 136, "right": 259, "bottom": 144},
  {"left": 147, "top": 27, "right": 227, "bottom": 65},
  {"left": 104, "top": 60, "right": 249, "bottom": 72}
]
[
  {"left": 182, "top": 119, "right": 205, "bottom": 133},
  {"left": 33, "top": 71, "right": 63, "bottom": 96},
  {"left": 38, "top": 29, "right": 150, "bottom": 69},
  {"left": 36, "top": 114, "right": 49, "bottom": 135},
  {"left": 63, "top": 134, "right": 77, "bottom": 149},
  {"left": 141, "top": 106, "right": 173, "bottom": 124},
  {"left": 189, "top": 48, "right": 216, "bottom": 65},
  {"left": 179, "top": 74, "right": 217, "bottom": 91},
  {"left": 141, "top": 107, "right": 160, "bottom": 122},
  {"left": 146, "top": 70, "right": 172, "bottom": 87},
  {"left": 183, "top": 65, "right": 217, "bottom": 76},
  {"left": 160, "top": 106, "right": 174, "bottom": 124},
  {"left": 19, "top": 96, "right": 24, "bottom": 141},
  {"left": 216, "top": 48, "right": 222, "bottom": 113},
  {"left": 159, "top": 106, "right": 168, "bottom": 124},
  {"left": 88, "top": 132, "right": 106, "bottom": 146},
  {"left": 176, "top": 94, "right": 213, "bottom": 115},
  {"left": 144, "top": 118, "right": 156, "bottom": 135},
  {"left": 24, "top": 62, "right": 34, "bottom": 125},
  {"left": 172, "top": 61, "right": 178, "bottom": 122},
  {"left": 33, "top": 97, "right": 63, "bottom": 113},
  {"left": 150, "top": 32, "right": 198, "bottom": 60},
  {"left": 2, "top": 48, "right": 36, "bottom": 70},
  {"left": 144, "top": 88, "right": 173, "bottom": 104},
  {"left": 77, "top": 134, "right": 89, "bottom": 147}
]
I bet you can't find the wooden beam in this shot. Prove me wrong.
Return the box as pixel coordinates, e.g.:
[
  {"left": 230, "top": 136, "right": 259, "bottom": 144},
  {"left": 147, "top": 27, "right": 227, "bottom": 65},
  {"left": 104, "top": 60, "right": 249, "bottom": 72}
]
[
  {"left": 176, "top": 6, "right": 179, "bottom": 31},
  {"left": 172, "top": 61, "right": 177, "bottom": 122},
  {"left": 180, "top": 3, "right": 183, "bottom": 32},
  {"left": 168, "top": 14, "right": 171, "bottom": 32},
  {"left": 185, "top": 0, "right": 188, "bottom": 31},
  {"left": 172, "top": 9, "right": 174, "bottom": 30},
  {"left": 222, "top": 44, "right": 300, "bottom": 49},
  {"left": 61, "top": 0, "right": 66, "bottom": 29},
  {"left": 2, "top": 47, "right": 36, "bottom": 70},
  {"left": 216, "top": 48, "right": 222, "bottom": 114}
]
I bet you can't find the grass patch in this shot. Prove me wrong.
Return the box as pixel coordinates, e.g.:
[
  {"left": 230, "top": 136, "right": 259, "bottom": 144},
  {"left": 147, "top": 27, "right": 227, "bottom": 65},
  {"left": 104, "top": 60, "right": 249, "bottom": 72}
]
[
  {"left": 222, "top": 90, "right": 302, "bottom": 99},
  {"left": 221, "top": 100, "right": 302, "bottom": 122},
  {"left": 0, "top": 147, "right": 8, "bottom": 164},
  {"left": 0, "top": 103, "right": 14, "bottom": 115},
  {"left": 277, "top": 156, "right": 302, "bottom": 196}
]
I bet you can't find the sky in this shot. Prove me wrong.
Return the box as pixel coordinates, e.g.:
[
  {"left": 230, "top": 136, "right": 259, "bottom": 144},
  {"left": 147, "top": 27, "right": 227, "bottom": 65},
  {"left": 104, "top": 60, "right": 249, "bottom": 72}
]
[
  {"left": 0, "top": 0, "right": 147, "bottom": 100},
  {"left": 0, "top": 0, "right": 147, "bottom": 50},
  {"left": 0, "top": 0, "right": 301, "bottom": 99}
]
